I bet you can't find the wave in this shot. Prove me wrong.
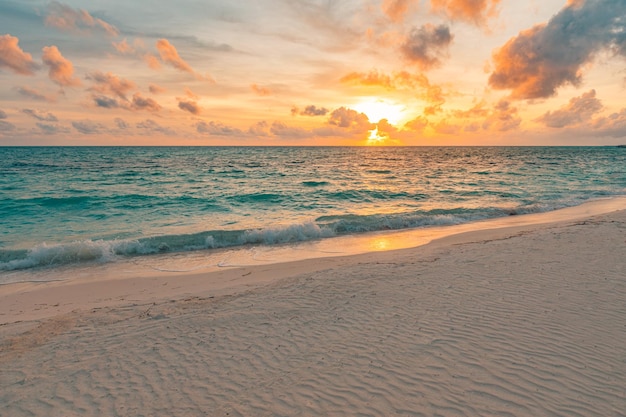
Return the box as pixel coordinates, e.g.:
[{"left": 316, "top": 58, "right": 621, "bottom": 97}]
[{"left": 0, "top": 202, "right": 568, "bottom": 272}]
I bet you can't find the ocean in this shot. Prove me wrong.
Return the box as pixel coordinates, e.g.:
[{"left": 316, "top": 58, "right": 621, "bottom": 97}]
[{"left": 1, "top": 146, "right": 625, "bottom": 281}]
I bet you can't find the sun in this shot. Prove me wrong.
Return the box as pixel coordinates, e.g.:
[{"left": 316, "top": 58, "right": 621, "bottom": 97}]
[{"left": 353, "top": 98, "right": 405, "bottom": 125}]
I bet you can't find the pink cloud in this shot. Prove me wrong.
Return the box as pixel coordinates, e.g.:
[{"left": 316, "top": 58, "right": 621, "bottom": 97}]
[
  {"left": 0, "top": 34, "right": 39, "bottom": 75},
  {"left": 42, "top": 45, "right": 81, "bottom": 87},
  {"left": 45, "top": 1, "right": 118, "bottom": 36},
  {"left": 156, "top": 39, "right": 194, "bottom": 73}
]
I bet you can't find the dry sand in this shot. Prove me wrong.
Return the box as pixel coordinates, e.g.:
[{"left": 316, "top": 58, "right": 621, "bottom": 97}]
[{"left": 1, "top": 202, "right": 625, "bottom": 416}]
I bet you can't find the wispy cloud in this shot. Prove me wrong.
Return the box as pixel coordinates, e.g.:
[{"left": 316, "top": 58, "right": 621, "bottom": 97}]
[
  {"left": 251, "top": 84, "right": 272, "bottom": 96},
  {"left": 489, "top": 0, "right": 626, "bottom": 99},
  {"left": 155, "top": 39, "right": 214, "bottom": 81},
  {"left": 22, "top": 108, "right": 58, "bottom": 122},
  {"left": 0, "top": 34, "right": 39, "bottom": 75},
  {"left": 16, "top": 86, "right": 57, "bottom": 102},
  {"left": 72, "top": 119, "right": 104, "bottom": 134},
  {"left": 45, "top": 1, "right": 119, "bottom": 36},
  {"left": 136, "top": 119, "right": 175, "bottom": 135}
]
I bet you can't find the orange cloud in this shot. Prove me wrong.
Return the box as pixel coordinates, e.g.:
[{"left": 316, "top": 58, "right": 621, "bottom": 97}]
[
  {"left": 0, "top": 34, "right": 39, "bottom": 75},
  {"left": 251, "top": 84, "right": 272, "bottom": 96},
  {"left": 144, "top": 53, "right": 162, "bottom": 70},
  {"left": 42, "top": 46, "right": 81, "bottom": 87},
  {"left": 401, "top": 24, "right": 453, "bottom": 70},
  {"left": 87, "top": 71, "right": 136, "bottom": 100},
  {"left": 156, "top": 39, "right": 194, "bottom": 73},
  {"left": 381, "top": 0, "right": 415, "bottom": 23},
  {"left": 482, "top": 100, "right": 521, "bottom": 132},
  {"left": 489, "top": 0, "right": 626, "bottom": 99},
  {"left": 112, "top": 39, "right": 135, "bottom": 55},
  {"left": 45, "top": 1, "right": 118, "bottom": 36},
  {"left": 430, "top": 0, "right": 501, "bottom": 26},
  {"left": 341, "top": 70, "right": 446, "bottom": 113}
]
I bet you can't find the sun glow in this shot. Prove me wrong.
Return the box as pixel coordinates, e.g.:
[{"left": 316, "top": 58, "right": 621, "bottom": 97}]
[{"left": 354, "top": 98, "right": 405, "bottom": 125}]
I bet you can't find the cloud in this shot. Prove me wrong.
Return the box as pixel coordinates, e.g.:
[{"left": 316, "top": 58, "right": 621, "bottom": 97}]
[
  {"left": 299, "top": 105, "right": 329, "bottom": 116},
  {"left": 131, "top": 93, "right": 161, "bottom": 112},
  {"left": 72, "top": 120, "right": 104, "bottom": 134},
  {"left": 591, "top": 108, "right": 626, "bottom": 138},
  {"left": 430, "top": 0, "right": 501, "bottom": 26},
  {"left": 270, "top": 121, "right": 312, "bottom": 139},
  {"left": 156, "top": 39, "right": 194, "bottom": 73},
  {"left": 489, "top": 0, "right": 626, "bottom": 99},
  {"left": 136, "top": 119, "right": 175, "bottom": 136},
  {"left": 341, "top": 70, "right": 446, "bottom": 114},
  {"left": 184, "top": 88, "right": 198, "bottom": 99},
  {"left": 0, "top": 120, "right": 16, "bottom": 132},
  {"left": 404, "top": 115, "right": 429, "bottom": 132},
  {"left": 87, "top": 71, "right": 136, "bottom": 100},
  {"left": 144, "top": 53, "right": 161, "bottom": 69},
  {"left": 381, "top": 0, "right": 414, "bottom": 23},
  {"left": 251, "top": 84, "right": 272, "bottom": 96},
  {"left": 0, "top": 34, "right": 39, "bottom": 75},
  {"left": 178, "top": 99, "right": 201, "bottom": 115},
  {"left": 400, "top": 24, "right": 453, "bottom": 70},
  {"left": 42, "top": 45, "right": 81, "bottom": 87},
  {"left": 149, "top": 84, "right": 166, "bottom": 94},
  {"left": 482, "top": 100, "right": 521, "bottom": 132},
  {"left": 93, "top": 95, "right": 120, "bottom": 109},
  {"left": 114, "top": 117, "right": 129, "bottom": 129},
  {"left": 328, "top": 107, "right": 373, "bottom": 133},
  {"left": 112, "top": 39, "right": 135, "bottom": 55},
  {"left": 537, "top": 90, "right": 604, "bottom": 128},
  {"left": 45, "top": 1, "right": 118, "bottom": 36},
  {"left": 0, "top": 109, "right": 6, "bottom": 119},
  {"left": 16, "top": 86, "right": 56, "bottom": 102},
  {"left": 196, "top": 121, "right": 245, "bottom": 136},
  {"left": 22, "top": 108, "right": 58, "bottom": 122},
  {"left": 36, "top": 122, "right": 68, "bottom": 135},
  {"left": 248, "top": 121, "right": 271, "bottom": 137}
]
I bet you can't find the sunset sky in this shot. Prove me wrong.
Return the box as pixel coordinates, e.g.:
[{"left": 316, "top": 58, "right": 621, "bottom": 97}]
[{"left": 1, "top": 0, "right": 625, "bottom": 146}]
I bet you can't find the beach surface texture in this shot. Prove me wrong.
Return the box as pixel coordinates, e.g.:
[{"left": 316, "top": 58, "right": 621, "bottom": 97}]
[{"left": 1, "top": 201, "right": 625, "bottom": 416}]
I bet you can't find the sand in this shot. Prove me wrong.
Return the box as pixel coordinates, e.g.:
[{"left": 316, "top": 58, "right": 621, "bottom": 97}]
[{"left": 1, "top": 201, "right": 625, "bottom": 416}]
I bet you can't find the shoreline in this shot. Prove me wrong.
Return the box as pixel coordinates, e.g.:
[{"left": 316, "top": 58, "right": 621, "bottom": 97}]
[
  {"left": 1, "top": 197, "right": 625, "bottom": 416},
  {"left": 1, "top": 196, "right": 625, "bottom": 326}
]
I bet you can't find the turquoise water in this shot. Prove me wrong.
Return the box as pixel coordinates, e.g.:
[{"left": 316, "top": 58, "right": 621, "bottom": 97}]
[{"left": 1, "top": 146, "right": 625, "bottom": 273}]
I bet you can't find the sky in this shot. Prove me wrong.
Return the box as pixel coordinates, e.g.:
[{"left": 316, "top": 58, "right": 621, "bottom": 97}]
[{"left": 0, "top": 0, "right": 625, "bottom": 146}]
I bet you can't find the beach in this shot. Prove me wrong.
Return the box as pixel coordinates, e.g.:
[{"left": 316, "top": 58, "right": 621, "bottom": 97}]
[{"left": 1, "top": 200, "right": 625, "bottom": 416}]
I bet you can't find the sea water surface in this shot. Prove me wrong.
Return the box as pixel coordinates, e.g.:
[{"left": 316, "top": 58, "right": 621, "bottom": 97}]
[{"left": 1, "top": 146, "right": 625, "bottom": 280}]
